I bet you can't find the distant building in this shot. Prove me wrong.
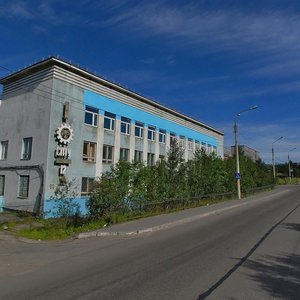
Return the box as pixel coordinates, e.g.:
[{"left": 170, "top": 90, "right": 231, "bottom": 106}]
[
  {"left": 229, "top": 145, "right": 260, "bottom": 162},
  {"left": 0, "top": 57, "right": 224, "bottom": 215}
]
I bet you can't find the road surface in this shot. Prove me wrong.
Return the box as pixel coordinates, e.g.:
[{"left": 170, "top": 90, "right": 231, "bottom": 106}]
[{"left": 0, "top": 185, "right": 299, "bottom": 299}]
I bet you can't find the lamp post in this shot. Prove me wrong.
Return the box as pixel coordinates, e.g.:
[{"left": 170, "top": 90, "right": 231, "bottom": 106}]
[
  {"left": 234, "top": 105, "right": 258, "bottom": 200},
  {"left": 288, "top": 147, "right": 296, "bottom": 183},
  {"left": 272, "top": 137, "right": 283, "bottom": 179}
]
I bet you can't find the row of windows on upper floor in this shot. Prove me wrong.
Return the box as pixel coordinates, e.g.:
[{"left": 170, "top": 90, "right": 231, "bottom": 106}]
[
  {"left": 0, "top": 138, "right": 33, "bottom": 161},
  {"left": 84, "top": 105, "right": 216, "bottom": 150}
]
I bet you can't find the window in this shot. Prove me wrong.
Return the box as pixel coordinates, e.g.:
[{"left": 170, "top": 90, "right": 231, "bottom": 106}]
[
  {"left": 103, "top": 145, "right": 113, "bottom": 164},
  {"left": 18, "top": 175, "right": 29, "bottom": 198},
  {"left": 195, "top": 140, "right": 200, "bottom": 150},
  {"left": 179, "top": 136, "right": 185, "bottom": 148},
  {"left": 104, "top": 112, "right": 115, "bottom": 131},
  {"left": 120, "top": 148, "right": 129, "bottom": 161},
  {"left": 83, "top": 141, "right": 97, "bottom": 162},
  {"left": 0, "top": 175, "right": 4, "bottom": 196},
  {"left": 121, "top": 117, "right": 131, "bottom": 135},
  {"left": 147, "top": 153, "right": 155, "bottom": 166},
  {"left": 135, "top": 121, "right": 144, "bottom": 138},
  {"left": 159, "top": 129, "right": 166, "bottom": 143},
  {"left": 148, "top": 126, "right": 156, "bottom": 141},
  {"left": 207, "top": 144, "right": 212, "bottom": 154},
  {"left": 85, "top": 105, "right": 98, "bottom": 126},
  {"left": 81, "top": 177, "right": 95, "bottom": 195},
  {"left": 0, "top": 141, "right": 8, "bottom": 160},
  {"left": 134, "top": 150, "right": 143, "bottom": 162},
  {"left": 21, "top": 137, "right": 32, "bottom": 160},
  {"left": 188, "top": 139, "right": 193, "bottom": 151},
  {"left": 213, "top": 146, "right": 217, "bottom": 153},
  {"left": 170, "top": 132, "right": 176, "bottom": 144},
  {"left": 201, "top": 142, "right": 207, "bottom": 152}
]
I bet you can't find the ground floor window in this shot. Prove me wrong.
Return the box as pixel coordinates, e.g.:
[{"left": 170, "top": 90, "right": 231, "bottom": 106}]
[
  {"left": 83, "top": 141, "right": 97, "bottom": 162},
  {"left": 147, "top": 153, "right": 155, "bottom": 166},
  {"left": 103, "top": 145, "right": 114, "bottom": 164},
  {"left": 81, "top": 177, "right": 95, "bottom": 195},
  {"left": 120, "top": 148, "right": 130, "bottom": 161},
  {"left": 134, "top": 150, "right": 143, "bottom": 162},
  {"left": 0, "top": 175, "right": 4, "bottom": 196},
  {"left": 18, "top": 175, "right": 29, "bottom": 198}
]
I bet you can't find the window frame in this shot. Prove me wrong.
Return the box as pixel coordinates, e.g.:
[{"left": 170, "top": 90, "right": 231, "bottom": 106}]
[
  {"left": 135, "top": 121, "right": 144, "bottom": 138},
  {"left": 84, "top": 105, "right": 99, "bottom": 127},
  {"left": 188, "top": 139, "right": 193, "bottom": 151},
  {"left": 134, "top": 150, "right": 143, "bottom": 162},
  {"left": 159, "top": 130, "right": 166, "bottom": 144},
  {"left": 102, "top": 145, "right": 114, "bottom": 164},
  {"left": 147, "top": 126, "right": 156, "bottom": 141},
  {"left": 18, "top": 175, "right": 29, "bottom": 198},
  {"left": 0, "top": 141, "right": 8, "bottom": 160},
  {"left": 104, "top": 112, "right": 116, "bottom": 131},
  {"left": 81, "top": 177, "right": 95, "bottom": 196},
  {"left": 21, "top": 137, "right": 32, "bottom": 160},
  {"left": 120, "top": 117, "right": 131, "bottom": 135},
  {"left": 147, "top": 153, "right": 155, "bottom": 166},
  {"left": 120, "top": 148, "right": 130, "bottom": 161},
  {"left": 0, "top": 175, "right": 5, "bottom": 196},
  {"left": 83, "top": 141, "right": 97, "bottom": 162}
]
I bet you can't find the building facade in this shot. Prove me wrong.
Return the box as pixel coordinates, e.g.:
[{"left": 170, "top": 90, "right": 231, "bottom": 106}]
[{"left": 0, "top": 57, "right": 224, "bottom": 216}]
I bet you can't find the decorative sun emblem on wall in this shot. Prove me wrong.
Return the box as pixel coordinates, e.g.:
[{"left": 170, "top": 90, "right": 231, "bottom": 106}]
[{"left": 56, "top": 123, "right": 74, "bottom": 146}]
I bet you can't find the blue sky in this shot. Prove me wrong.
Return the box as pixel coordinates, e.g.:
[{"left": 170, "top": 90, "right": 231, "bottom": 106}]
[{"left": 0, "top": 0, "right": 300, "bottom": 164}]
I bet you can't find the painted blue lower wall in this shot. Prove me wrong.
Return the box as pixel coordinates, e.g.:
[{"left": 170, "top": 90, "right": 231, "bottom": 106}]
[
  {"left": 44, "top": 197, "right": 89, "bottom": 218},
  {"left": 0, "top": 196, "right": 3, "bottom": 213}
]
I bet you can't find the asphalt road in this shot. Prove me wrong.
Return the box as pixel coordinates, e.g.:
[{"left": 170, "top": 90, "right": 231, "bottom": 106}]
[{"left": 1, "top": 185, "right": 300, "bottom": 299}]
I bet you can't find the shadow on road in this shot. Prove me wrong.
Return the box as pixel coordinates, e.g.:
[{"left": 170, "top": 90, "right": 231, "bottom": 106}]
[
  {"left": 244, "top": 252, "right": 300, "bottom": 299},
  {"left": 282, "top": 222, "right": 300, "bottom": 232}
]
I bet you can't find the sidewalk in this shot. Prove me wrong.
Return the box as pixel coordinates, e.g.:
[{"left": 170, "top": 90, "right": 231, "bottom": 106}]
[{"left": 77, "top": 187, "right": 284, "bottom": 239}]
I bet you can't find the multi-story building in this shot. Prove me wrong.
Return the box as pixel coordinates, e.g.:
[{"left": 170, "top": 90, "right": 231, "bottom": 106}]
[
  {"left": 230, "top": 145, "right": 260, "bottom": 162},
  {"left": 0, "top": 57, "right": 224, "bottom": 215}
]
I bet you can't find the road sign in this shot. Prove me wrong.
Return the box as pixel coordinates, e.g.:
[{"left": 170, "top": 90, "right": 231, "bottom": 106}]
[{"left": 235, "top": 172, "right": 241, "bottom": 180}]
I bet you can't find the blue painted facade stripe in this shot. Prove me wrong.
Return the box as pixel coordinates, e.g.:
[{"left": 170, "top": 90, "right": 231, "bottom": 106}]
[{"left": 84, "top": 90, "right": 217, "bottom": 146}]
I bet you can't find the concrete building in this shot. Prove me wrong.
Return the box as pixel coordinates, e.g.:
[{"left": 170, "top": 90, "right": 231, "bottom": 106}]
[
  {"left": 0, "top": 57, "right": 224, "bottom": 215},
  {"left": 229, "top": 145, "right": 260, "bottom": 162}
]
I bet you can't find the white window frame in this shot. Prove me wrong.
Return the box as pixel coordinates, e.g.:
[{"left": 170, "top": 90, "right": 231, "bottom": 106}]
[
  {"left": 120, "top": 148, "right": 130, "bottom": 161},
  {"left": 18, "top": 175, "right": 29, "bottom": 198},
  {"left": 170, "top": 133, "right": 176, "bottom": 144},
  {"left": 147, "top": 153, "right": 155, "bottom": 166},
  {"left": 0, "top": 141, "right": 8, "bottom": 160},
  {"left": 134, "top": 150, "right": 143, "bottom": 162},
  {"left": 84, "top": 106, "right": 98, "bottom": 127},
  {"left": 135, "top": 122, "right": 144, "bottom": 138},
  {"left": 188, "top": 139, "right": 193, "bottom": 151},
  {"left": 159, "top": 130, "right": 166, "bottom": 144},
  {"left": 121, "top": 117, "right": 131, "bottom": 135},
  {"left": 21, "top": 137, "right": 32, "bottom": 160},
  {"left": 104, "top": 112, "right": 115, "bottom": 131},
  {"left": 103, "top": 145, "right": 114, "bottom": 164},
  {"left": 0, "top": 175, "right": 4, "bottom": 196},
  {"left": 179, "top": 136, "right": 185, "bottom": 148},
  {"left": 213, "top": 146, "right": 217, "bottom": 153},
  {"left": 83, "top": 141, "right": 97, "bottom": 162},
  {"left": 201, "top": 142, "right": 207, "bottom": 152},
  {"left": 81, "top": 177, "right": 95, "bottom": 196},
  {"left": 148, "top": 126, "right": 156, "bottom": 141},
  {"left": 195, "top": 141, "right": 200, "bottom": 151}
]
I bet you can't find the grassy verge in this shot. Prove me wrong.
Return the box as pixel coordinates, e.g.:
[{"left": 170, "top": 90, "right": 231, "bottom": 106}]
[{"left": 1, "top": 186, "right": 274, "bottom": 241}]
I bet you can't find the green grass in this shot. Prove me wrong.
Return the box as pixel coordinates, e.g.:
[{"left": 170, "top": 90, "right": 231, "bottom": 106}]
[{"left": 3, "top": 185, "right": 275, "bottom": 241}]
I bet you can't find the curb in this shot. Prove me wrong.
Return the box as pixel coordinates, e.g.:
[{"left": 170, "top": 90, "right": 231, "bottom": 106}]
[{"left": 76, "top": 201, "right": 249, "bottom": 239}]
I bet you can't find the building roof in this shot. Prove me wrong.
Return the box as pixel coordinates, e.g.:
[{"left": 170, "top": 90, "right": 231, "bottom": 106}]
[{"left": 0, "top": 56, "right": 224, "bottom": 136}]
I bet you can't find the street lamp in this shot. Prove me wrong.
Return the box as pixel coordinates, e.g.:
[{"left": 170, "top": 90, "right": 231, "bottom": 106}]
[
  {"left": 288, "top": 147, "right": 296, "bottom": 183},
  {"left": 234, "top": 105, "right": 258, "bottom": 200},
  {"left": 272, "top": 137, "right": 283, "bottom": 179}
]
